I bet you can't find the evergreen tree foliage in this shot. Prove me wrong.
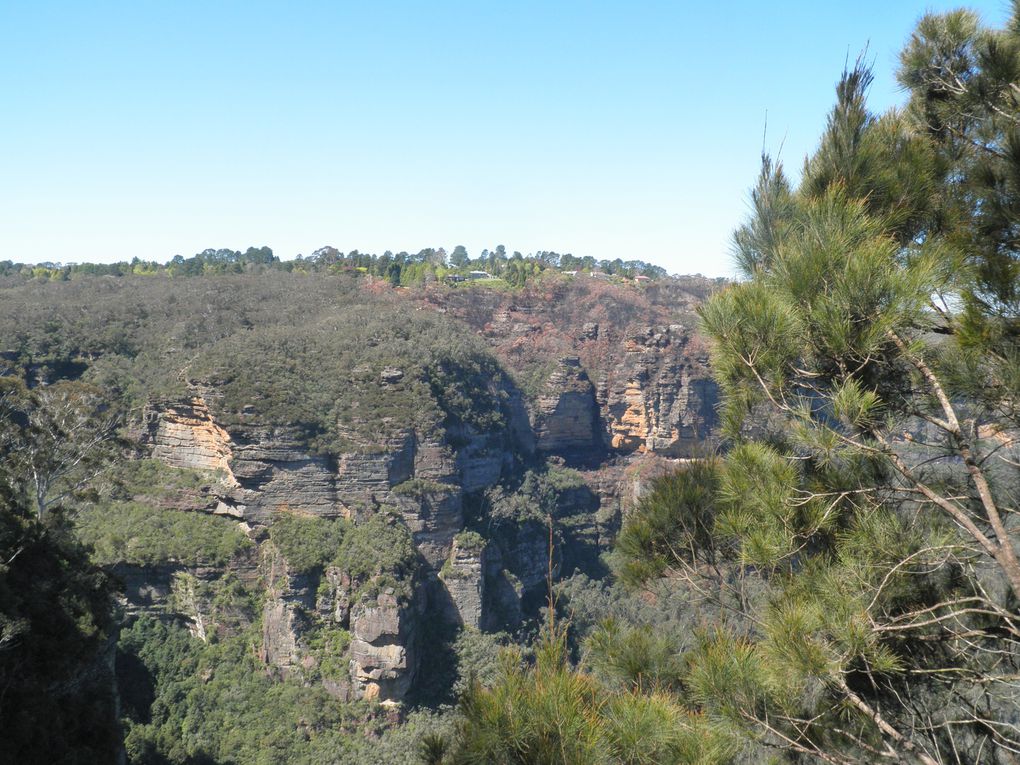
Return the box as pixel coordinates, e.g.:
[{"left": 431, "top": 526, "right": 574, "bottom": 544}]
[
  {"left": 686, "top": 9, "right": 1020, "bottom": 760},
  {"left": 445, "top": 628, "right": 732, "bottom": 765}
]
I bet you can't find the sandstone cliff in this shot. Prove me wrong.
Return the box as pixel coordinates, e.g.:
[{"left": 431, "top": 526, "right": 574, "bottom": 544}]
[
  {"left": 420, "top": 276, "right": 720, "bottom": 460},
  {"left": 121, "top": 276, "right": 721, "bottom": 705}
]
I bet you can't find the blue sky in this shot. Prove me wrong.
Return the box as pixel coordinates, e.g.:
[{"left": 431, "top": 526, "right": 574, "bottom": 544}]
[{"left": 0, "top": 1, "right": 1011, "bottom": 276}]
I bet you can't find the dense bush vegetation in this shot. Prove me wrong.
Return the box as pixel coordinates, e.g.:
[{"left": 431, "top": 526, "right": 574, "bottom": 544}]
[
  {"left": 442, "top": 628, "right": 733, "bottom": 765},
  {"left": 268, "top": 512, "right": 348, "bottom": 575},
  {"left": 0, "top": 270, "right": 519, "bottom": 455},
  {"left": 77, "top": 502, "right": 253, "bottom": 567},
  {"left": 190, "top": 307, "right": 510, "bottom": 450},
  {"left": 336, "top": 512, "right": 419, "bottom": 600},
  {"left": 118, "top": 615, "right": 455, "bottom": 765}
]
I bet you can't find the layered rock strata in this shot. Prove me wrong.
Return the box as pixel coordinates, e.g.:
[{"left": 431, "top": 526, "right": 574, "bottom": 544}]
[
  {"left": 349, "top": 589, "right": 421, "bottom": 703},
  {"left": 440, "top": 536, "right": 486, "bottom": 628},
  {"left": 531, "top": 357, "right": 600, "bottom": 459}
]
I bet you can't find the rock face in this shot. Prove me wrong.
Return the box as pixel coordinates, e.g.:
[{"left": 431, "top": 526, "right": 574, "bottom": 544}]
[
  {"left": 231, "top": 428, "right": 339, "bottom": 522},
  {"left": 349, "top": 590, "right": 420, "bottom": 703},
  {"left": 316, "top": 566, "right": 353, "bottom": 626},
  {"left": 114, "top": 549, "right": 261, "bottom": 643},
  {"left": 440, "top": 536, "right": 486, "bottom": 628},
  {"left": 335, "top": 431, "right": 416, "bottom": 511},
  {"left": 423, "top": 277, "right": 721, "bottom": 459},
  {"left": 600, "top": 326, "right": 718, "bottom": 457},
  {"left": 260, "top": 544, "right": 318, "bottom": 674},
  {"left": 531, "top": 357, "right": 600, "bottom": 459},
  {"left": 142, "top": 398, "right": 233, "bottom": 473},
  {"left": 143, "top": 404, "right": 511, "bottom": 571}
]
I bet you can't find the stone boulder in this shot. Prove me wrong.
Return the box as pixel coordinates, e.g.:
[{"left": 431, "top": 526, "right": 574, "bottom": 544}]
[{"left": 349, "top": 589, "right": 419, "bottom": 703}]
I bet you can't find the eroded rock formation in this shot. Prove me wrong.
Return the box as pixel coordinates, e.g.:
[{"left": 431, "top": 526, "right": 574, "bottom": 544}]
[
  {"left": 129, "top": 276, "right": 723, "bottom": 705},
  {"left": 349, "top": 589, "right": 421, "bottom": 703},
  {"left": 440, "top": 535, "right": 486, "bottom": 628},
  {"left": 531, "top": 357, "right": 600, "bottom": 459}
]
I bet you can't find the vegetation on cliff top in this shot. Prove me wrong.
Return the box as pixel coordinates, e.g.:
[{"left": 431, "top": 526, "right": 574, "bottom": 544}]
[
  {"left": 0, "top": 272, "right": 515, "bottom": 452},
  {"left": 0, "top": 242, "right": 670, "bottom": 287}
]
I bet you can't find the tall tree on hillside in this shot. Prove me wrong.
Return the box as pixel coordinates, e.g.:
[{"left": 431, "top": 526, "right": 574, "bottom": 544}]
[
  {"left": 0, "top": 379, "right": 120, "bottom": 521},
  {"left": 0, "top": 378, "right": 119, "bottom": 763},
  {"left": 685, "top": 14, "right": 1020, "bottom": 760}
]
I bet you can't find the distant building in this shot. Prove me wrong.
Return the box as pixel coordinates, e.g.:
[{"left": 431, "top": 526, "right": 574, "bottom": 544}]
[
  {"left": 445, "top": 274, "right": 467, "bottom": 284},
  {"left": 634, "top": 274, "right": 651, "bottom": 283},
  {"left": 467, "top": 270, "right": 493, "bottom": 280},
  {"left": 589, "top": 271, "right": 610, "bottom": 280},
  {"left": 563, "top": 270, "right": 578, "bottom": 276}
]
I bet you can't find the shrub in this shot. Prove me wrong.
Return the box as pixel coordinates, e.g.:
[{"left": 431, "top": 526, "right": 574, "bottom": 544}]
[
  {"left": 76, "top": 502, "right": 252, "bottom": 567},
  {"left": 268, "top": 511, "right": 348, "bottom": 574}
]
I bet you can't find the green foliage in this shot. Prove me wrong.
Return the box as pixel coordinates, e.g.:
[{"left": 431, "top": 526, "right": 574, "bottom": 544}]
[
  {"left": 451, "top": 627, "right": 510, "bottom": 696},
  {"left": 482, "top": 470, "right": 559, "bottom": 526},
  {"left": 614, "top": 461, "right": 719, "bottom": 587},
  {"left": 0, "top": 374, "right": 122, "bottom": 762},
  {"left": 118, "top": 614, "right": 453, "bottom": 765},
  {"left": 446, "top": 628, "right": 732, "bottom": 765},
  {"left": 191, "top": 305, "right": 509, "bottom": 452},
  {"left": 453, "top": 530, "right": 485, "bottom": 552},
  {"left": 335, "top": 512, "right": 418, "bottom": 598},
  {"left": 103, "top": 458, "right": 216, "bottom": 500},
  {"left": 269, "top": 512, "right": 348, "bottom": 574},
  {"left": 0, "top": 376, "right": 122, "bottom": 519},
  {"left": 899, "top": 7, "right": 1020, "bottom": 332},
  {"left": 76, "top": 502, "right": 252, "bottom": 567},
  {"left": 0, "top": 272, "right": 515, "bottom": 457},
  {"left": 585, "top": 618, "right": 685, "bottom": 693},
  {"left": 544, "top": 465, "right": 587, "bottom": 492},
  {"left": 305, "top": 624, "right": 353, "bottom": 682},
  {"left": 689, "top": 18, "right": 1020, "bottom": 760}
]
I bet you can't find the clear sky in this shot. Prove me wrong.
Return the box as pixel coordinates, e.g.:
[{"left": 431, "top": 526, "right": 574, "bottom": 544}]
[{"left": 0, "top": 1, "right": 1011, "bottom": 276}]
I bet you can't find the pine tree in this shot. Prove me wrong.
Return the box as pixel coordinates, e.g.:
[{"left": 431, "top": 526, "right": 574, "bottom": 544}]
[{"left": 685, "top": 11, "right": 1020, "bottom": 759}]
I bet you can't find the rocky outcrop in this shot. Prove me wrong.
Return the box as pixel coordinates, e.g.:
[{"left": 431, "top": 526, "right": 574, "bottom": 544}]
[
  {"left": 335, "top": 431, "right": 416, "bottom": 513},
  {"left": 113, "top": 552, "right": 261, "bottom": 642},
  {"left": 142, "top": 398, "right": 234, "bottom": 474},
  {"left": 440, "top": 535, "right": 486, "bottom": 628},
  {"left": 599, "top": 326, "right": 718, "bottom": 457},
  {"left": 455, "top": 431, "right": 509, "bottom": 494},
  {"left": 482, "top": 545, "right": 524, "bottom": 630},
  {"left": 349, "top": 589, "right": 420, "bottom": 703},
  {"left": 531, "top": 357, "right": 600, "bottom": 459},
  {"left": 421, "top": 278, "right": 721, "bottom": 457},
  {"left": 144, "top": 403, "right": 509, "bottom": 570},
  {"left": 316, "top": 566, "right": 353, "bottom": 626},
  {"left": 231, "top": 428, "right": 339, "bottom": 522},
  {"left": 393, "top": 488, "right": 463, "bottom": 570},
  {"left": 260, "top": 544, "right": 318, "bottom": 673}
]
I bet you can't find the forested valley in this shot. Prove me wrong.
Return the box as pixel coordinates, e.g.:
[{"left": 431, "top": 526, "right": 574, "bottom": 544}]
[{"left": 3, "top": 6, "right": 1020, "bottom": 764}]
